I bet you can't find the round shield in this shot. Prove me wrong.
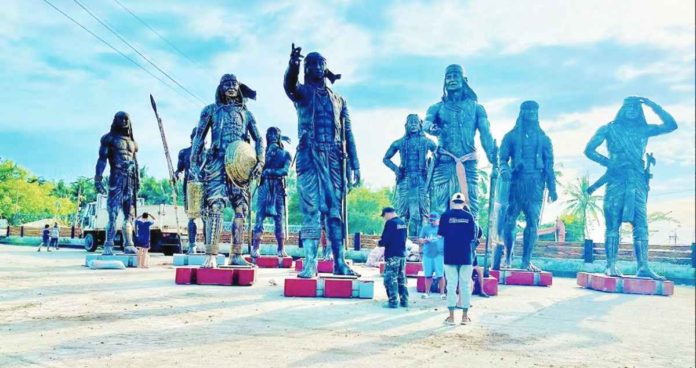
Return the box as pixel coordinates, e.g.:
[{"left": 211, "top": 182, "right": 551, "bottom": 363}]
[{"left": 225, "top": 140, "right": 258, "bottom": 186}]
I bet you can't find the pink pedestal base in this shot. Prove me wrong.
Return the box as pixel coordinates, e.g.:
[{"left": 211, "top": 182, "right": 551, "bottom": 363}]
[
  {"left": 576, "top": 272, "right": 674, "bottom": 296},
  {"left": 490, "top": 269, "right": 553, "bottom": 286}
]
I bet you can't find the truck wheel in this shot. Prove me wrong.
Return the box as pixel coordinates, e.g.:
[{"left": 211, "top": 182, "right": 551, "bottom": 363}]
[{"left": 84, "top": 233, "right": 97, "bottom": 252}]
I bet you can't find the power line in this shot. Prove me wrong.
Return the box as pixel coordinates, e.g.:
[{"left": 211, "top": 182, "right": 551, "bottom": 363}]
[
  {"left": 111, "top": 0, "right": 198, "bottom": 66},
  {"left": 41, "top": 0, "right": 179, "bottom": 95},
  {"left": 72, "top": 0, "right": 205, "bottom": 104}
]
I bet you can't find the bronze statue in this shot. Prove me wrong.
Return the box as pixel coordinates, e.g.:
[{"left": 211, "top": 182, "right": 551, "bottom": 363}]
[
  {"left": 383, "top": 114, "right": 437, "bottom": 236},
  {"left": 94, "top": 111, "right": 139, "bottom": 256},
  {"left": 585, "top": 97, "right": 677, "bottom": 280},
  {"left": 189, "top": 74, "right": 264, "bottom": 268}
]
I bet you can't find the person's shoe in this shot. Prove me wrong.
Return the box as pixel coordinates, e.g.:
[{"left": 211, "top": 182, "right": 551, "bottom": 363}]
[
  {"left": 420, "top": 293, "right": 430, "bottom": 299},
  {"left": 400, "top": 301, "right": 409, "bottom": 308},
  {"left": 440, "top": 294, "right": 446, "bottom": 300},
  {"left": 383, "top": 303, "right": 398, "bottom": 309},
  {"left": 37, "top": 248, "right": 41, "bottom": 252}
]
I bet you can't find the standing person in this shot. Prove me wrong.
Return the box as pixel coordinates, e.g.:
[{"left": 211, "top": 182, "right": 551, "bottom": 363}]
[
  {"left": 50, "top": 222, "right": 60, "bottom": 250},
  {"left": 38, "top": 224, "right": 51, "bottom": 252},
  {"left": 439, "top": 193, "right": 478, "bottom": 325},
  {"left": 378, "top": 207, "right": 409, "bottom": 308},
  {"left": 135, "top": 213, "right": 156, "bottom": 268},
  {"left": 417, "top": 212, "right": 445, "bottom": 299}
]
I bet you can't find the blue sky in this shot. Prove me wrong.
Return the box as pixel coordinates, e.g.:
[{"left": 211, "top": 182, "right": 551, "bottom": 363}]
[{"left": 1, "top": 0, "right": 694, "bottom": 243}]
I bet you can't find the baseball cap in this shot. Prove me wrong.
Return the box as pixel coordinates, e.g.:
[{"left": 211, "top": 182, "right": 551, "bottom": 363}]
[
  {"left": 380, "top": 207, "right": 396, "bottom": 217},
  {"left": 451, "top": 192, "right": 466, "bottom": 203}
]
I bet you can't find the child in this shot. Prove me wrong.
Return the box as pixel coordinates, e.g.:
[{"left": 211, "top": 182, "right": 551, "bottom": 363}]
[
  {"left": 38, "top": 224, "right": 51, "bottom": 252},
  {"left": 135, "top": 213, "right": 155, "bottom": 268},
  {"left": 50, "top": 222, "right": 60, "bottom": 250}
]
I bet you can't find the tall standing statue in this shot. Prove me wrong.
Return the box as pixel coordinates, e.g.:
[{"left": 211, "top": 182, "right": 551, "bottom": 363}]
[
  {"left": 284, "top": 43, "right": 361, "bottom": 278},
  {"left": 498, "top": 101, "right": 558, "bottom": 271},
  {"left": 176, "top": 127, "right": 200, "bottom": 254},
  {"left": 424, "top": 64, "right": 496, "bottom": 216},
  {"left": 383, "top": 114, "right": 437, "bottom": 236},
  {"left": 189, "top": 74, "right": 264, "bottom": 268},
  {"left": 585, "top": 97, "right": 677, "bottom": 280},
  {"left": 251, "top": 127, "right": 292, "bottom": 258},
  {"left": 94, "top": 111, "right": 140, "bottom": 256}
]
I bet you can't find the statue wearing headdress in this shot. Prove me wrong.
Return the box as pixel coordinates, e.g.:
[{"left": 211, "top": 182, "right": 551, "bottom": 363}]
[
  {"left": 499, "top": 101, "right": 557, "bottom": 271},
  {"left": 189, "top": 74, "right": 264, "bottom": 268},
  {"left": 585, "top": 97, "right": 677, "bottom": 280},
  {"left": 94, "top": 111, "right": 140, "bottom": 256},
  {"left": 251, "top": 127, "right": 292, "bottom": 258},
  {"left": 424, "top": 64, "right": 496, "bottom": 217},
  {"left": 284, "top": 43, "right": 361, "bottom": 278},
  {"left": 383, "top": 114, "right": 437, "bottom": 236}
]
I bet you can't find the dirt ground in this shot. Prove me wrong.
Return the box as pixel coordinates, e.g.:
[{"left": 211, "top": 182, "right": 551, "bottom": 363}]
[{"left": 1, "top": 245, "right": 694, "bottom": 368}]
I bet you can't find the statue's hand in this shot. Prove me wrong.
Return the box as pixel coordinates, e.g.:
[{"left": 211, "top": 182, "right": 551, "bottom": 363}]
[
  {"left": 251, "top": 161, "right": 263, "bottom": 179},
  {"left": 189, "top": 167, "right": 202, "bottom": 182},
  {"left": 395, "top": 168, "right": 405, "bottom": 181},
  {"left": 94, "top": 176, "right": 106, "bottom": 195},
  {"left": 290, "top": 43, "right": 303, "bottom": 65},
  {"left": 500, "top": 166, "right": 511, "bottom": 181},
  {"left": 640, "top": 97, "right": 659, "bottom": 110},
  {"left": 351, "top": 169, "right": 361, "bottom": 188},
  {"left": 549, "top": 191, "right": 558, "bottom": 203}
]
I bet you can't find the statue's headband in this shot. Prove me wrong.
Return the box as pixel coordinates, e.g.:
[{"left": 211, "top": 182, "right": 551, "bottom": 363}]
[
  {"left": 445, "top": 64, "right": 465, "bottom": 76},
  {"left": 219, "top": 73, "right": 257, "bottom": 100},
  {"left": 520, "top": 100, "right": 539, "bottom": 111}
]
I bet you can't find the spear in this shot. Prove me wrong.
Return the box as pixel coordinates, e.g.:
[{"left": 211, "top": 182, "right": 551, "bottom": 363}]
[{"left": 149, "top": 94, "right": 183, "bottom": 252}]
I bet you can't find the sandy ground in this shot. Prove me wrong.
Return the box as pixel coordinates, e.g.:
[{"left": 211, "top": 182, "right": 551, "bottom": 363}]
[{"left": 0, "top": 245, "right": 694, "bottom": 368}]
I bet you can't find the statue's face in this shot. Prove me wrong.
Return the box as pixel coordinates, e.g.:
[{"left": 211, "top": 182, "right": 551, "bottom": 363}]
[
  {"left": 267, "top": 129, "right": 279, "bottom": 144},
  {"left": 114, "top": 112, "right": 130, "bottom": 130},
  {"left": 444, "top": 71, "right": 464, "bottom": 92},
  {"left": 406, "top": 119, "right": 421, "bottom": 134},
  {"left": 521, "top": 109, "right": 538, "bottom": 122},
  {"left": 305, "top": 58, "right": 326, "bottom": 82},
  {"left": 221, "top": 78, "right": 240, "bottom": 99},
  {"left": 623, "top": 103, "right": 640, "bottom": 120}
]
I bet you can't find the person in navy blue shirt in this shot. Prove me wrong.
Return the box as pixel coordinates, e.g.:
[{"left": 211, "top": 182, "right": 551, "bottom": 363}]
[
  {"left": 37, "top": 224, "right": 51, "bottom": 252},
  {"left": 378, "top": 207, "right": 409, "bottom": 308},
  {"left": 438, "top": 193, "right": 478, "bottom": 325},
  {"left": 135, "top": 213, "right": 156, "bottom": 268}
]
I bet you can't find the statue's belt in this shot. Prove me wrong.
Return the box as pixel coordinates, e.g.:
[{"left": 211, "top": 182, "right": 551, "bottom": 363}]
[{"left": 439, "top": 149, "right": 477, "bottom": 202}]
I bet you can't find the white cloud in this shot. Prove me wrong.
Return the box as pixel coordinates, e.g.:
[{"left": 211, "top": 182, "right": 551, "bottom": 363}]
[{"left": 384, "top": 0, "right": 695, "bottom": 57}]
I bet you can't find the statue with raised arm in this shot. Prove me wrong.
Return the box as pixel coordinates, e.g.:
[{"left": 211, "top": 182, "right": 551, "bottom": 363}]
[
  {"left": 383, "top": 114, "right": 437, "bottom": 237},
  {"left": 498, "top": 101, "right": 558, "bottom": 271},
  {"left": 584, "top": 97, "right": 677, "bottom": 280},
  {"left": 251, "top": 127, "right": 292, "bottom": 258},
  {"left": 94, "top": 111, "right": 139, "bottom": 256},
  {"left": 176, "top": 127, "right": 201, "bottom": 254},
  {"left": 284, "top": 43, "right": 361, "bottom": 278},
  {"left": 189, "top": 74, "right": 264, "bottom": 268},
  {"left": 424, "top": 64, "right": 496, "bottom": 216}
]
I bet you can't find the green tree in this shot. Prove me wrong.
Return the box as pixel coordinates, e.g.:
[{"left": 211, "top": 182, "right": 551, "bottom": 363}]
[
  {"left": 347, "top": 186, "right": 393, "bottom": 235},
  {"left": 563, "top": 175, "right": 603, "bottom": 239}
]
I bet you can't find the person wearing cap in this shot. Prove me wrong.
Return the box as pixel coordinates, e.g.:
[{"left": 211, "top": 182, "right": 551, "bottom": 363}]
[
  {"left": 438, "top": 193, "right": 477, "bottom": 325},
  {"left": 378, "top": 207, "right": 409, "bottom": 308},
  {"left": 134, "top": 212, "right": 156, "bottom": 268},
  {"left": 416, "top": 212, "right": 445, "bottom": 299}
]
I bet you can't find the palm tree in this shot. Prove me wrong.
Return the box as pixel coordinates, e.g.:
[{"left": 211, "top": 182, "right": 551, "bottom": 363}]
[{"left": 563, "top": 175, "right": 603, "bottom": 239}]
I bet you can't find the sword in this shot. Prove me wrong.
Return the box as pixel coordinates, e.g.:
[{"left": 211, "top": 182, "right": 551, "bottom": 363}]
[
  {"left": 149, "top": 94, "right": 183, "bottom": 251},
  {"left": 482, "top": 140, "right": 499, "bottom": 278}
]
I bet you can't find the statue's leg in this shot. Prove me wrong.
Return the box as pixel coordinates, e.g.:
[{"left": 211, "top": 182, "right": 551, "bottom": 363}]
[
  {"left": 328, "top": 218, "right": 360, "bottom": 277},
  {"left": 251, "top": 211, "right": 264, "bottom": 259},
  {"left": 603, "top": 199, "right": 622, "bottom": 277},
  {"left": 632, "top": 199, "right": 664, "bottom": 280},
  {"left": 229, "top": 204, "right": 253, "bottom": 266},
  {"left": 103, "top": 189, "right": 120, "bottom": 256},
  {"left": 520, "top": 197, "right": 541, "bottom": 272},
  {"left": 201, "top": 201, "right": 223, "bottom": 268},
  {"left": 297, "top": 167, "right": 320, "bottom": 278},
  {"left": 501, "top": 201, "right": 521, "bottom": 268},
  {"left": 121, "top": 200, "right": 136, "bottom": 254},
  {"left": 273, "top": 209, "right": 287, "bottom": 257},
  {"left": 429, "top": 162, "right": 452, "bottom": 214},
  {"left": 464, "top": 161, "right": 480, "bottom": 217},
  {"left": 187, "top": 218, "right": 198, "bottom": 254}
]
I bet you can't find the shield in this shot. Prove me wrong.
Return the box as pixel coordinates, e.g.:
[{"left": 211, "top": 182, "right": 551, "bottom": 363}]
[
  {"left": 225, "top": 140, "right": 259, "bottom": 187},
  {"left": 186, "top": 181, "right": 204, "bottom": 219}
]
